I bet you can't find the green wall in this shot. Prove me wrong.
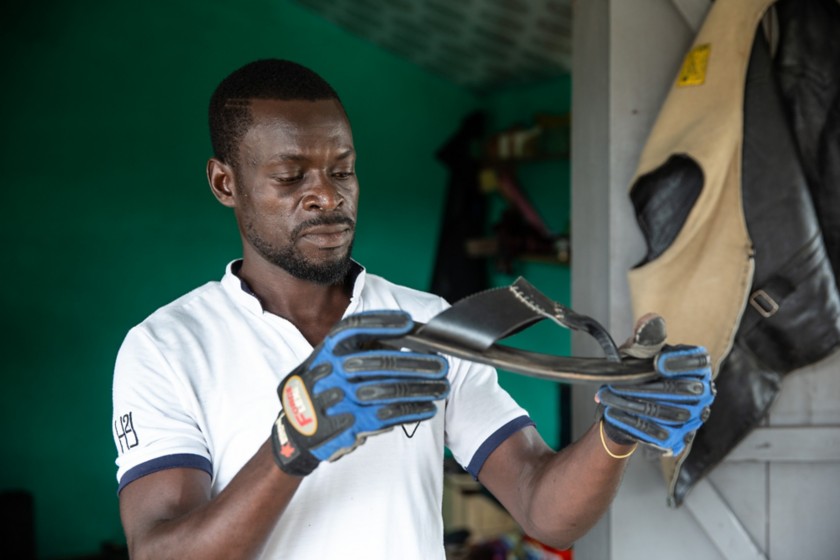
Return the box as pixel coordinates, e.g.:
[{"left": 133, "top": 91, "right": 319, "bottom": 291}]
[
  {"left": 1, "top": 2, "right": 569, "bottom": 557},
  {"left": 481, "top": 79, "right": 573, "bottom": 451}
]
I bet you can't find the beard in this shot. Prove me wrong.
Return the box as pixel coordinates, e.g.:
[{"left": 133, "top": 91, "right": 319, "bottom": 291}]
[{"left": 246, "top": 215, "right": 355, "bottom": 285}]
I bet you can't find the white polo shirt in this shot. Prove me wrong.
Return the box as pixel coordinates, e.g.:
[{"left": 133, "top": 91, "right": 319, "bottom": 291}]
[{"left": 112, "top": 261, "right": 532, "bottom": 559}]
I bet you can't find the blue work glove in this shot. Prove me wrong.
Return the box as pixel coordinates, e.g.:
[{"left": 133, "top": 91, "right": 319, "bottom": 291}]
[
  {"left": 271, "top": 310, "right": 450, "bottom": 476},
  {"left": 598, "top": 344, "right": 715, "bottom": 456}
]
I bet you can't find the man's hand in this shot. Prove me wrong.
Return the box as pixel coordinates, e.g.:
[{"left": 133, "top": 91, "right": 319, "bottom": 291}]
[
  {"left": 597, "top": 315, "right": 716, "bottom": 456},
  {"left": 271, "top": 310, "right": 450, "bottom": 476},
  {"left": 598, "top": 344, "right": 715, "bottom": 456}
]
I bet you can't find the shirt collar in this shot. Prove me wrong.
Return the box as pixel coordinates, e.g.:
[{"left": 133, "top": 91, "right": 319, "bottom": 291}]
[{"left": 221, "top": 259, "right": 366, "bottom": 317}]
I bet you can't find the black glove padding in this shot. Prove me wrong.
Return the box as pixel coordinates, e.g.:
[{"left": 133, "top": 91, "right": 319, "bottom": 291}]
[
  {"left": 271, "top": 310, "right": 450, "bottom": 476},
  {"left": 598, "top": 344, "right": 715, "bottom": 456}
]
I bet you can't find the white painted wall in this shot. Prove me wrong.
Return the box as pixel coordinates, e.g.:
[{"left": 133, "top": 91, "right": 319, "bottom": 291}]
[{"left": 570, "top": 1, "right": 840, "bottom": 558}]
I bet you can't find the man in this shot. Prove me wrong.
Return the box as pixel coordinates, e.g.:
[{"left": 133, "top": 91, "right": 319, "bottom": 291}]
[{"left": 112, "top": 59, "right": 714, "bottom": 559}]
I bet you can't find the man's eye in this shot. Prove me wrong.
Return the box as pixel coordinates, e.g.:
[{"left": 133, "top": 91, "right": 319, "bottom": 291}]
[
  {"left": 272, "top": 175, "right": 302, "bottom": 184},
  {"left": 333, "top": 171, "right": 355, "bottom": 179}
]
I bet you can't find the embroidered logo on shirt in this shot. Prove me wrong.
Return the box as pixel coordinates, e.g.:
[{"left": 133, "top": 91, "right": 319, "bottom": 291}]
[{"left": 114, "top": 412, "right": 139, "bottom": 453}]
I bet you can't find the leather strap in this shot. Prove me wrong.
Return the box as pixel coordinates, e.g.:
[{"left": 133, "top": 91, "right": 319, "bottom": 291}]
[
  {"left": 386, "top": 278, "right": 658, "bottom": 384},
  {"left": 742, "top": 233, "right": 825, "bottom": 328},
  {"left": 420, "top": 277, "right": 621, "bottom": 360}
]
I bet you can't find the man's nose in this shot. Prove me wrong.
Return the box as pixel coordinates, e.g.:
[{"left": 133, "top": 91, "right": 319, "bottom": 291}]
[{"left": 302, "top": 172, "right": 343, "bottom": 211}]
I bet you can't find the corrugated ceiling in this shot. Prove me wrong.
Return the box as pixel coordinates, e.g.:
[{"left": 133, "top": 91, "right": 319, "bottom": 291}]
[{"left": 292, "top": 0, "right": 573, "bottom": 92}]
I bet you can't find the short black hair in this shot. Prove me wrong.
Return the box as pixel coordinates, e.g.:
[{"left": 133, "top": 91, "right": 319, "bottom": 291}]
[{"left": 208, "top": 59, "right": 343, "bottom": 166}]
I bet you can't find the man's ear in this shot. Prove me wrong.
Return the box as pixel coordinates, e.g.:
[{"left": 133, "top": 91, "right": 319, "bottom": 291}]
[{"left": 207, "top": 157, "right": 237, "bottom": 208}]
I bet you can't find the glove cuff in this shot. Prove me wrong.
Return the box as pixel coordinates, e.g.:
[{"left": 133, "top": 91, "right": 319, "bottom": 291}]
[
  {"left": 594, "top": 402, "right": 637, "bottom": 446},
  {"left": 271, "top": 413, "right": 321, "bottom": 477},
  {"left": 601, "top": 416, "right": 639, "bottom": 446},
  {"left": 599, "top": 420, "right": 637, "bottom": 459}
]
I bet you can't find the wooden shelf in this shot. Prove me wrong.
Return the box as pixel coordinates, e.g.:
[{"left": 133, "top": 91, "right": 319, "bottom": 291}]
[{"left": 465, "top": 236, "right": 570, "bottom": 265}]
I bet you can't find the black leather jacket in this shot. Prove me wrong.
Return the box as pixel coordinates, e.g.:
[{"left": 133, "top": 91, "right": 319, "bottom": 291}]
[{"left": 631, "top": 0, "right": 840, "bottom": 505}]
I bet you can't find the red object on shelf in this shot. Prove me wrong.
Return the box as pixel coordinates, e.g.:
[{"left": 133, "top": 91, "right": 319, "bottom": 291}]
[{"left": 522, "top": 534, "right": 573, "bottom": 559}]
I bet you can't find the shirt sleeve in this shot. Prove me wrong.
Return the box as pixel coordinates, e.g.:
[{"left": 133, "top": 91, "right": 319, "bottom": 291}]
[
  {"left": 112, "top": 326, "right": 211, "bottom": 491},
  {"left": 444, "top": 356, "right": 534, "bottom": 479}
]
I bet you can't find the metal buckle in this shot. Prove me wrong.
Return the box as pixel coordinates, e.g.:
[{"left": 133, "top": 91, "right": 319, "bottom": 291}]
[{"left": 749, "top": 289, "right": 779, "bottom": 318}]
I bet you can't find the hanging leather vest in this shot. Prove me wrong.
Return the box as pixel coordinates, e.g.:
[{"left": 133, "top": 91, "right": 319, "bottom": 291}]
[
  {"left": 774, "top": 0, "right": 840, "bottom": 282},
  {"left": 626, "top": 0, "right": 840, "bottom": 505}
]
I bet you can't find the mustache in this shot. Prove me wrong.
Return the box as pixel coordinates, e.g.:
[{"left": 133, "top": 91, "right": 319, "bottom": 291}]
[{"left": 291, "top": 214, "right": 356, "bottom": 239}]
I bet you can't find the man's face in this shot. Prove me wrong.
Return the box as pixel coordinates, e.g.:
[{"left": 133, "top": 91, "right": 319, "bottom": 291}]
[{"left": 232, "top": 98, "right": 359, "bottom": 285}]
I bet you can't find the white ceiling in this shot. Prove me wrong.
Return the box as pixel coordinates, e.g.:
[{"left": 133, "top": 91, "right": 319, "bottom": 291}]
[{"left": 293, "top": 0, "right": 573, "bottom": 92}]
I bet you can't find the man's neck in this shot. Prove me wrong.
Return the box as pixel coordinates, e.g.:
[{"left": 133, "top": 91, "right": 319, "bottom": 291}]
[{"left": 235, "top": 257, "right": 353, "bottom": 346}]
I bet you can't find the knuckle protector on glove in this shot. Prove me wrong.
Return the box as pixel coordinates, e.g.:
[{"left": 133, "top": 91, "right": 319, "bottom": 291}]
[
  {"left": 341, "top": 351, "right": 448, "bottom": 377},
  {"left": 353, "top": 379, "right": 450, "bottom": 403},
  {"left": 271, "top": 310, "right": 451, "bottom": 476},
  {"left": 378, "top": 401, "right": 437, "bottom": 421},
  {"left": 330, "top": 311, "right": 414, "bottom": 354},
  {"left": 605, "top": 408, "right": 702, "bottom": 456},
  {"left": 606, "top": 408, "right": 671, "bottom": 443},
  {"left": 598, "top": 389, "right": 692, "bottom": 423},
  {"left": 597, "top": 343, "right": 715, "bottom": 456},
  {"left": 654, "top": 344, "right": 711, "bottom": 377},
  {"left": 609, "top": 378, "right": 709, "bottom": 401}
]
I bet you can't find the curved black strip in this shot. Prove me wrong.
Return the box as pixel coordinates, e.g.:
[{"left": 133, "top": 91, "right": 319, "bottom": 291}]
[
  {"left": 419, "top": 281, "right": 547, "bottom": 351},
  {"left": 388, "top": 329, "right": 656, "bottom": 384},
  {"left": 384, "top": 278, "right": 651, "bottom": 383},
  {"left": 419, "top": 277, "right": 619, "bottom": 361},
  {"left": 118, "top": 454, "right": 212, "bottom": 493}
]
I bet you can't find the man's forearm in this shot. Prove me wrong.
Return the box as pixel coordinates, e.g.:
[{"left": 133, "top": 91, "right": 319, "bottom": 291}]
[
  {"left": 530, "top": 422, "right": 632, "bottom": 548},
  {"left": 121, "top": 439, "right": 302, "bottom": 560}
]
